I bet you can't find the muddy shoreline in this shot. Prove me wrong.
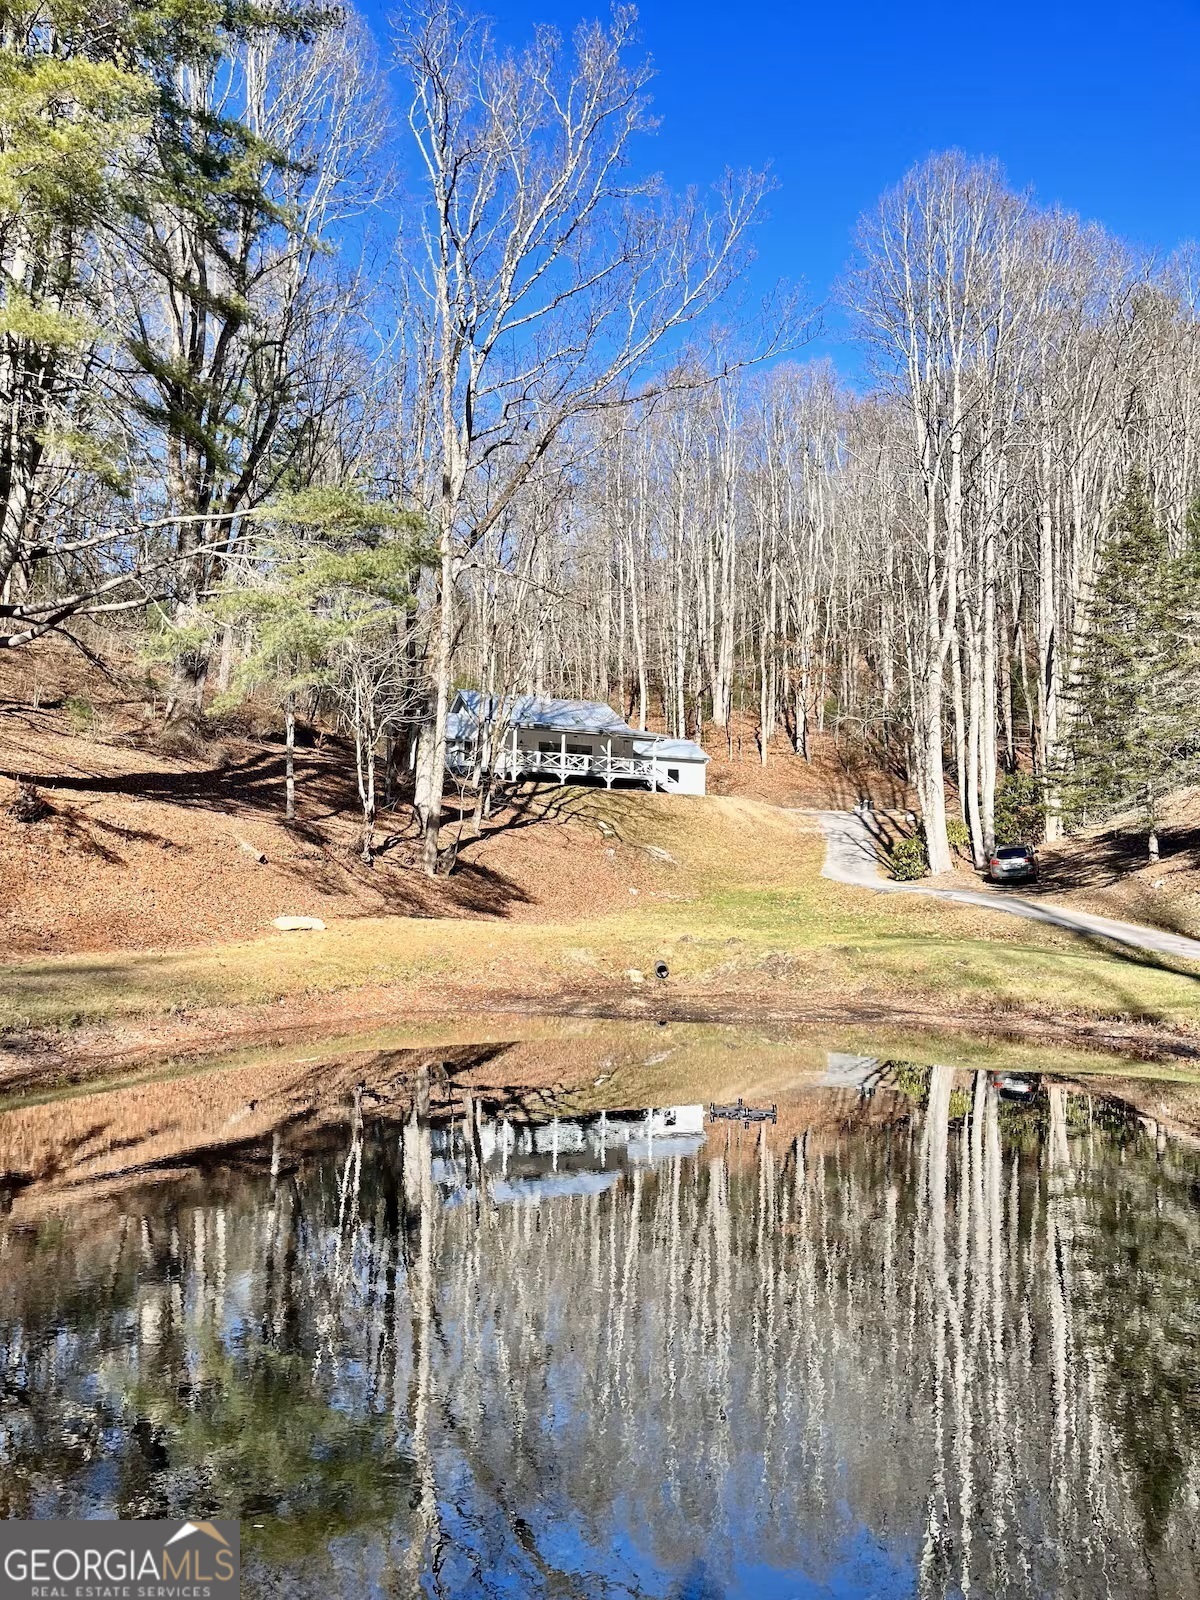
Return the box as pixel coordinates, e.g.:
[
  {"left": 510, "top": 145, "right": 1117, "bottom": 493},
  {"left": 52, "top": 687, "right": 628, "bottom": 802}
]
[{"left": 4, "top": 974, "right": 1200, "bottom": 1100}]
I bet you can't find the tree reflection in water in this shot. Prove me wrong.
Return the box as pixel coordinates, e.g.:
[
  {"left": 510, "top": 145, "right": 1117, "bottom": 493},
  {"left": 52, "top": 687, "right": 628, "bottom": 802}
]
[{"left": 1, "top": 1066, "right": 1199, "bottom": 1598}]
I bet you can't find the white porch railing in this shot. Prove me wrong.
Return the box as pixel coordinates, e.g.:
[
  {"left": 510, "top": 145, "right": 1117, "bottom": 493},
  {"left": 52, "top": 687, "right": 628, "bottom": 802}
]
[
  {"left": 512, "top": 750, "right": 591, "bottom": 778},
  {"left": 448, "top": 743, "right": 667, "bottom": 787},
  {"left": 502, "top": 749, "right": 665, "bottom": 785}
]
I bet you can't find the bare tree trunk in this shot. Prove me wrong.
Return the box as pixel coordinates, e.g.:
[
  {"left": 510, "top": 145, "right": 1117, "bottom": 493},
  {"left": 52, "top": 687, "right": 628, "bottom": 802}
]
[
  {"left": 626, "top": 521, "right": 648, "bottom": 731},
  {"left": 422, "top": 533, "right": 453, "bottom": 875},
  {"left": 216, "top": 624, "right": 235, "bottom": 694},
  {"left": 284, "top": 690, "right": 296, "bottom": 821},
  {"left": 950, "top": 626, "right": 970, "bottom": 844},
  {"left": 384, "top": 726, "right": 398, "bottom": 810},
  {"left": 413, "top": 716, "right": 436, "bottom": 833},
  {"left": 921, "top": 475, "right": 956, "bottom": 876},
  {"left": 354, "top": 679, "right": 378, "bottom": 864},
  {"left": 1036, "top": 448, "right": 1062, "bottom": 840},
  {"left": 979, "top": 512, "right": 999, "bottom": 856}
]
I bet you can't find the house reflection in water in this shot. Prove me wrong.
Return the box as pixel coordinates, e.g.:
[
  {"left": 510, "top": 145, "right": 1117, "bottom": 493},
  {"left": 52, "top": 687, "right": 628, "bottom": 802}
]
[{"left": 432, "top": 1105, "right": 706, "bottom": 1205}]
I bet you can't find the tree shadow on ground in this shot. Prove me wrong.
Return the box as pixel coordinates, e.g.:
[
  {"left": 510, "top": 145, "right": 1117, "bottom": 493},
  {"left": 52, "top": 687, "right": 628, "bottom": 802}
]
[
  {"left": 833, "top": 741, "right": 914, "bottom": 810},
  {"left": 329, "top": 856, "right": 536, "bottom": 919},
  {"left": 958, "top": 823, "right": 1200, "bottom": 942},
  {"left": 858, "top": 809, "right": 912, "bottom": 856},
  {"left": 2, "top": 738, "right": 544, "bottom": 920},
  {"left": 1036, "top": 826, "right": 1200, "bottom": 892},
  {"left": 859, "top": 806, "right": 1200, "bottom": 948},
  {"left": 442, "top": 782, "right": 601, "bottom": 859},
  {"left": 0, "top": 744, "right": 335, "bottom": 819}
]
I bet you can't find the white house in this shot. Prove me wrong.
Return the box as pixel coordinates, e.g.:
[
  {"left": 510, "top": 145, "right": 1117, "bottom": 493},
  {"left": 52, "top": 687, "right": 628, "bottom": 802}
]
[{"left": 445, "top": 690, "right": 710, "bottom": 795}]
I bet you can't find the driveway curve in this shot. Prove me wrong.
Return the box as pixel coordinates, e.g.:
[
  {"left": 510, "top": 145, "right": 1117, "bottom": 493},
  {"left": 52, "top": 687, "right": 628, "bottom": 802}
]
[{"left": 807, "top": 809, "right": 1200, "bottom": 965}]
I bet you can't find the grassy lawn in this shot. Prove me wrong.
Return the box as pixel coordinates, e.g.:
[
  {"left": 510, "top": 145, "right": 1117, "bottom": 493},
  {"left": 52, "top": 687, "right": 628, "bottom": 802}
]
[{"left": 2, "top": 789, "right": 1199, "bottom": 1039}]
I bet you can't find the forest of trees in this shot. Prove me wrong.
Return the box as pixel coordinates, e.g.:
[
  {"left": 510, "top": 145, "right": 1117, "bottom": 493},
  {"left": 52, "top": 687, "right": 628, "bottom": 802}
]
[{"left": 5, "top": 0, "right": 1200, "bottom": 874}]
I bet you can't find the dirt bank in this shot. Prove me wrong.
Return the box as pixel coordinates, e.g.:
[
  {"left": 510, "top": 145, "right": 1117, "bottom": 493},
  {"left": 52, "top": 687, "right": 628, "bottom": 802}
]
[{"left": 5, "top": 968, "right": 1200, "bottom": 1103}]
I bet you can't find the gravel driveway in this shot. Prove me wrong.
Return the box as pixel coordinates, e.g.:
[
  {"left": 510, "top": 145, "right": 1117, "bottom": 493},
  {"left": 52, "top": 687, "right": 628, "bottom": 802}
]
[{"left": 808, "top": 809, "right": 1200, "bottom": 965}]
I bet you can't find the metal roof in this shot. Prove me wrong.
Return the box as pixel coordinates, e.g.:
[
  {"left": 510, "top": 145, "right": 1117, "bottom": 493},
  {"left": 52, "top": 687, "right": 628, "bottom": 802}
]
[
  {"left": 629, "top": 735, "right": 709, "bottom": 764},
  {"left": 449, "top": 690, "right": 710, "bottom": 762},
  {"left": 453, "top": 690, "right": 628, "bottom": 734}
]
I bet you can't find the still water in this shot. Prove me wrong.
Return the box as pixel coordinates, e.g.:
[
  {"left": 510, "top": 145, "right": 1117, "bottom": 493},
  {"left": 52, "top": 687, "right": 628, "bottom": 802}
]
[{"left": 1, "top": 1028, "right": 1199, "bottom": 1598}]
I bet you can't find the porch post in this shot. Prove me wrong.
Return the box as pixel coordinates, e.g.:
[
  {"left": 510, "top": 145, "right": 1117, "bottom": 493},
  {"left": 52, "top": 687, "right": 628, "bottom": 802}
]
[
  {"left": 559, "top": 730, "right": 567, "bottom": 784},
  {"left": 511, "top": 725, "right": 519, "bottom": 780},
  {"left": 650, "top": 747, "right": 659, "bottom": 793},
  {"left": 605, "top": 735, "right": 612, "bottom": 789}
]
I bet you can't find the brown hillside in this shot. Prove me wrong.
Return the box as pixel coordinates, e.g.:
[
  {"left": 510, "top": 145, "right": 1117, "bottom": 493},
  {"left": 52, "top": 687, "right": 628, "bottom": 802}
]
[
  {"left": 1032, "top": 790, "right": 1200, "bottom": 940},
  {"left": 0, "top": 648, "right": 665, "bottom": 955},
  {"left": 0, "top": 647, "right": 913, "bottom": 959},
  {"left": 704, "top": 715, "right": 915, "bottom": 810}
]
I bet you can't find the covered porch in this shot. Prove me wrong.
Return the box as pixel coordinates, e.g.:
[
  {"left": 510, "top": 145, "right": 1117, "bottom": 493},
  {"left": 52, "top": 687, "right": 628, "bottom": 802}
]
[
  {"left": 494, "top": 736, "right": 679, "bottom": 790},
  {"left": 445, "top": 691, "right": 710, "bottom": 795}
]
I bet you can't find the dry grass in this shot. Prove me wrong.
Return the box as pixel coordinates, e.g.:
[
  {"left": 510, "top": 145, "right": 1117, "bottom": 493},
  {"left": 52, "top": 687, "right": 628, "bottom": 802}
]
[{"left": 4, "top": 788, "right": 1200, "bottom": 1048}]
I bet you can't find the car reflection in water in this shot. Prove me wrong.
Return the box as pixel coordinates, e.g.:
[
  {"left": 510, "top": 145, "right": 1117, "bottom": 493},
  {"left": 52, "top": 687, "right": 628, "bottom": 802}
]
[{"left": 989, "top": 1070, "right": 1042, "bottom": 1101}]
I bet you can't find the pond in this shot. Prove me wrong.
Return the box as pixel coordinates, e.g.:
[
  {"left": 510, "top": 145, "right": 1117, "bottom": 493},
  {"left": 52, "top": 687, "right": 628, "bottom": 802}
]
[{"left": 1, "top": 1022, "right": 1199, "bottom": 1598}]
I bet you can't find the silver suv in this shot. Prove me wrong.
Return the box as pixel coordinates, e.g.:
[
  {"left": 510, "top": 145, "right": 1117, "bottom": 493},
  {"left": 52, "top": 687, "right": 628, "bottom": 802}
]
[{"left": 987, "top": 844, "right": 1038, "bottom": 884}]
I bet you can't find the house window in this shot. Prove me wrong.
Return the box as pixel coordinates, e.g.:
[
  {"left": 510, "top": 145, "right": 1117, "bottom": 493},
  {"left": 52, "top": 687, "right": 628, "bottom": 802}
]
[
  {"left": 567, "top": 743, "right": 590, "bottom": 756},
  {"left": 538, "top": 741, "right": 557, "bottom": 753},
  {"left": 668, "top": 767, "right": 680, "bottom": 783}
]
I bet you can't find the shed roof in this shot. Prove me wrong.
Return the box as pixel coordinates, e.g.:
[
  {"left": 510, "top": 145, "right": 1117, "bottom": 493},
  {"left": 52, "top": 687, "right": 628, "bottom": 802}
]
[{"left": 629, "top": 734, "right": 709, "bottom": 764}]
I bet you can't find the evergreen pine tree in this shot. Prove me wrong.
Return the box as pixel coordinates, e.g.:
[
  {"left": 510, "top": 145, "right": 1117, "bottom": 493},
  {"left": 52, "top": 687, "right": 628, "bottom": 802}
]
[
  {"left": 1064, "top": 474, "right": 1200, "bottom": 860},
  {"left": 0, "top": 0, "right": 330, "bottom": 603},
  {"left": 211, "top": 488, "right": 427, "bottom": 843}
]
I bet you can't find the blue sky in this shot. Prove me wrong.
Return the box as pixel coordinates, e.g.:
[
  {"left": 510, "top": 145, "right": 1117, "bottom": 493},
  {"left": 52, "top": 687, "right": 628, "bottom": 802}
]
[{"left": 363, "top": 0, "right": 1200, "bottom": 373}]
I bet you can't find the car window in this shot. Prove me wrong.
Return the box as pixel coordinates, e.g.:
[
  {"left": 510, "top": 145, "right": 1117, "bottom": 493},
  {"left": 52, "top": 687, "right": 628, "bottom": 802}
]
[{"left": 996, "top": 846, "right": 1030, "bottom": 858}]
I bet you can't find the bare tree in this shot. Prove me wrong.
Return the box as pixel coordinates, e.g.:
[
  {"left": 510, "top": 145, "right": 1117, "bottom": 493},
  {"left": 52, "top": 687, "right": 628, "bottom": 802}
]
[
  {"left": 848, "top": 153, "right": 1028, "bottom": 873},
  {"left": 393, "top": 0, "right": 776, "bottom": 872}
]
